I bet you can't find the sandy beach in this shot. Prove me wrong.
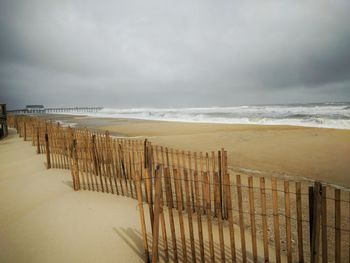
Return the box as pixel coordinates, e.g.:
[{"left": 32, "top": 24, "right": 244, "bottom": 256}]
[
  {"left": 0, "top": 128, "right": 289, "bottom": 262},
  {"left": 43, "top": 115, "right": 350, "bottom": 188},
  {"left": 0, "top": 129, "right": 148, "bottom": 263}
]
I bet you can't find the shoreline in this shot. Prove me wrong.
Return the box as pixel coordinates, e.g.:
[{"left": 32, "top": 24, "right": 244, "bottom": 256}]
[
  {"left": 37, "top": 114, "right": 350, "bottom": 188},
  {"left": 38, "top": 113, "right": 350, "bottom": 131}
]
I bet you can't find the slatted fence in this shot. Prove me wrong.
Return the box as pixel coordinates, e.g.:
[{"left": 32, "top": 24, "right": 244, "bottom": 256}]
[{"left": 7, "top": 114, "right": 350, "bottom": 263}]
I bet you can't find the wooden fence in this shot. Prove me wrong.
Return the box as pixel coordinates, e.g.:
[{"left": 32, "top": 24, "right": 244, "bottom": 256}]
[{"left": 7, "top": 114, "right": 350, "bottom": 263}]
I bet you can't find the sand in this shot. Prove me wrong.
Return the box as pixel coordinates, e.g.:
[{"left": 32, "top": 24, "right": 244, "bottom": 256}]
[
  {"left": 0, "top": 128, "right": 289, "bottom": 262},
  {"left": 40, "top": 115, "right": 350, "bottom": 187},
  {"left": 95, "top": 119, "right": 350, "bottom": 188},
  {"left": 38, "top": 115, "right": 350, "bottom": 188},
  {"left": 0, "top": 130, "right": 147, "bottom": 263}
]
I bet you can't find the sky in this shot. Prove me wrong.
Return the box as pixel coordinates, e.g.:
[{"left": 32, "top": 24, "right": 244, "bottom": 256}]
[{"left": 1, "top": 0, "right": 350, "bottom": 110}]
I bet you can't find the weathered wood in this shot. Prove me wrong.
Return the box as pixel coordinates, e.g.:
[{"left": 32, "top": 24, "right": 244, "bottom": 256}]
[
  {"left": 164, "top": 167, "right": 178, "bottom": 263},
  {"left": 36, "top": 127, "right": 40, "bottom": 154},
  {"left": 71, "top": 139, "right": 80, "bottom": 191},
  {"left": 151, "top": 166, "right": 162, "bottom": 263},
  {"left": 215, "top": 171, "right": 225, "bottom": 263},
  {"left": 271, "top": 177, "right": 281, "bottom": 263},
  {"left": 135, "top": 172, "right": 150, "bottom": 263},
  {"left": 236, "top": 174, "right": 246, "bottom": 263},
  {"left": 212, "top": 151, "right": 217, "bottom": 217},
  {"left": 296, "top": 182, "right": 304, "bottom": 263},
  {"left": 224, "top": 172, "right": 236, "bottom": 262},
  {"left": 23, "top": 121, "right": 27, "bottom": 141},
  {"left": 160, "top": 194, "right": 169, "bottom": 262},
  {"left": 193, "top": 155, "right": 205, "bottom": 262},
  {"left": 164, "top": 148, "right": 173, "bottom": 209},
  {"left": 321, "top": 186, "right": 327, "bottom": 263},
  {"left": 183, "top": 169, "right": 196, "bottom": 262},
  {"left": 174, "top": 169, "right": 187, "bottom": 263},
  {"left": 248, "top": 176, "right": 257, "bottom": 262},
  {"left": 199, "top": 152, "right": 205, "bottom": 214},
  {"left": 204, "top": 171, "right": 215, "bottom": 263},
  {"left": 334, "top": 189, "right": 341, "bottom": 263},
  {"left": 260, "top": 177, "right": 269, "bottom": 262},
  {"left": 145, "top": 168, "right": 154, "bottom": 233},
  {"left": 187, "top": 151, "right": 196, "bottom": 213},
  {"left": 45, "top": 132, "right": 51, "bottom": 169},
  {"left": 284, "top": 181, "right": 292, "bottom": 263},
  {"left": 310, "top": 182, "right": 322, "bottom": 263}
]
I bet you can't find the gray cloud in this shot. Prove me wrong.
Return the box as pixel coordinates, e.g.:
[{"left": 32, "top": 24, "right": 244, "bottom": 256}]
[{"left": 1, "top": 0, "right": 350, "bottom": 109}]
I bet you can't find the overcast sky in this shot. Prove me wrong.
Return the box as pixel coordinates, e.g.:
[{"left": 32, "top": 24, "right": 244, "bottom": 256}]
[{"left": 1, "top": 0, "right": 350, "bottom": 109}]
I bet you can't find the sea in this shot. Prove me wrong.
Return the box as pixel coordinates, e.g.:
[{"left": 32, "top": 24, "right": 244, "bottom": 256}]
[{"left": 68, "top": 102, "right": 350, "bottom": 130}]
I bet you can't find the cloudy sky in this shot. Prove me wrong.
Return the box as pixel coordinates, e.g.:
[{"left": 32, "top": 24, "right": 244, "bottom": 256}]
[{"left": 1, "top": 0, "right": 350, "bottom": 109}]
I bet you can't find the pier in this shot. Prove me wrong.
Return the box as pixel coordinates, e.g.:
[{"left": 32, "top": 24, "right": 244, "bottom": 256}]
[{"left": 9, "top": 106, "right": 103, "bottom": 115}]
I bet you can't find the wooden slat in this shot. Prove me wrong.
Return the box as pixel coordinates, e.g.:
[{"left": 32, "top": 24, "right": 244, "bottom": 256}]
[
  {"left": 135, "top": 172, "right": 150, "bottom": 263},
  {"left": 215, "top": 172, "right": 225, "bottom": 263},
  {"left": 321, "top": 186, "right": 327, "bottom": 263},
  {"left": 271, "top": 177, "right": 281, "bottom": 263},
  {"left": 187, "top": 151, "right": 196, "bottom": 213},
  {"left": 36, "top": 127, "right": 40, "bottom": 154},
  {"left": 151, "top": 167, "right": 162, "bottom": 263},
  {"left": 284, "top": 181, "right": 292, "bottom": 263},
  {"left": 174, "top": 169, "right": 187, "bottom": 263},
  {"left": 248, "top": 176, "right": 257, "bottom": 262},
  {"left": 199, "top": 152, "right": 205, "bottom": 214},
  {"left": 236, "top": 174, "right": 246, "bottom": 263},
  {"left": 184, "top": 169, "right": 196, "bottom": 262},
  {"left": 311, "top": 182, "right": 322, "bottom": 263},
  {"left": 335, "top": 189, "right": 341, "bottom": 263},
  {"left": 204, "top": 171, "right": 215, "bottom": 262},
  {"left": 212, "top": 151, "right": 217, "bottom": 217},
  {"left": 296, "top": 182, "right": 304, "bottom": 263},
  {"left": 193, "top": 154, "right": 205, "bottom": 262},
  {"left": 224, "top": 172, "right": 236, "bottom": 262},
  {"left": 260, "top": 177, "right": 269, "bottom": 262},
  {"left": 45, "top": 132, "right": 51, "bottom": 169},
  {"left": 160, "top": 190, "right": 169, "bottom": 262},
  {"left": 164, "top": 167, "right": 178, "bottom": 263}
]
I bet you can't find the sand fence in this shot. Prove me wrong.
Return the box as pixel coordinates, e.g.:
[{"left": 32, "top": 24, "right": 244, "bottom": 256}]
[{"left": 7, "top": 114, "right": 350, "bottom": 263}]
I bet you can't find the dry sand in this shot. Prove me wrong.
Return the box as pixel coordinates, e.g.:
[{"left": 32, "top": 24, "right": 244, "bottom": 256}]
[
  {"left": 95, "top": 119, "right": 350, "bottom": 188},
  {"left": 0, "top": 129, "right": 288, "bottom": 262},
  {"left": 0, "top": 130, "right": 147, "bottom": 263},
  {"left": 41, "top": 115, "right": 350, "bottom": 188}
]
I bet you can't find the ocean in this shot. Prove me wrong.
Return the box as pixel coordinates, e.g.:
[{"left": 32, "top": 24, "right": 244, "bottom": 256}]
[{"left": 67, "top": 102, "right": 350, "bottom": 130}]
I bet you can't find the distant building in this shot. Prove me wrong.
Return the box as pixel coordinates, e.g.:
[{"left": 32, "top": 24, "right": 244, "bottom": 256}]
[{"left": 0, "top": 104, "right": 8, "bottom": 139}]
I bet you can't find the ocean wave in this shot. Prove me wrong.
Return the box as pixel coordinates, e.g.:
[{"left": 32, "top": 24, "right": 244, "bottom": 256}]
[{"left": 63, "top": 102, "right": 350, "bottom": 130}]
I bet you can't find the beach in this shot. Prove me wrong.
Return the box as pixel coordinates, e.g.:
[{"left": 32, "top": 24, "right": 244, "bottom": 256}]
[
  {"left": 44, "top": 114, "right": 350, "bottom": 188},
  {"left": 0, "top": 128, "right": 289, "bottom": 262},
  {"left": 0, "top": 129, "right": 147, "bottom": 263}
]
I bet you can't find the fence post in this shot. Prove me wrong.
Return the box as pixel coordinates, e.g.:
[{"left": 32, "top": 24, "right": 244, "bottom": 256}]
[
  {"left": 135, "top": 171, "right": 150, "bottom": 263},
  {"left": 71, "top": 139, "right": 80, "bottom": 191},
  {"left": 23, "top": 121, "right": 27, "bottom": 141},
  {"left": 36, "top": 127, "right": 40, "bottom": 154},
  {"left": 45, "top": 132, "right": 51, "bottom": 169},
  {"left": 309, "top": 182, "right": 322, "bottom": 263},
  {"left": 151, "top": 165, "right": 162, "bottom": 263}
]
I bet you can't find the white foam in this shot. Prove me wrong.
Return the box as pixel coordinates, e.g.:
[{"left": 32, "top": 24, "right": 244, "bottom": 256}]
[{"left": 52, "top": 103, "right": 350, "bottom": 130}]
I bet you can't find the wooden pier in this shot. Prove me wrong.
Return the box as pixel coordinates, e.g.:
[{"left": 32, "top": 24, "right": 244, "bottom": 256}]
[{"left": 9, "top": 106, "right": 103, "bottom": 115}]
